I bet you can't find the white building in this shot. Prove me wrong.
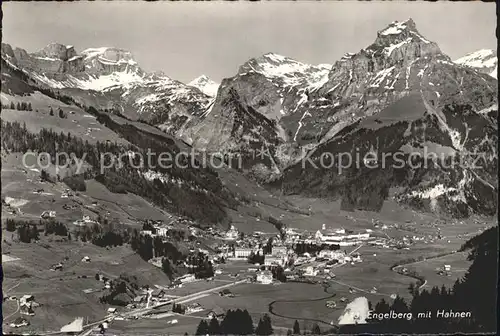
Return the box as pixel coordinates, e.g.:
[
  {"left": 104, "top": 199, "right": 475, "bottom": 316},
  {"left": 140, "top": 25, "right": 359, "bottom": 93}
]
[
  {"left": 156, "top": 227, "right": 169, "bottom": 237},
  {"left": 304, "top": 266, "right": 318, "bottom": 276},
  {"left": 316, "top": 229, "right": 370, "bottom": 244},
  {"left": 256, "top": 271, "right": 273, "bottom": 284},
  {"left": 264, "top": 255, "right": 284, "bottom": 267},
  {"left": 234, "top": 248, "right": 254, "bottom": 258},
  {"left": 225, "top": 225, "right": 239, "bottom": 240},
  {"left": 272, "top": 246, "right": 288, "bottom": 256},
  {"left": 318, "top": 250, "right": 345, "bottom": 260},
  {"left": 315, "top": 230, "right": 343, "bottom": 242},
  {"left": 40, "top": 210, "right": 56, "bottom": 219}
]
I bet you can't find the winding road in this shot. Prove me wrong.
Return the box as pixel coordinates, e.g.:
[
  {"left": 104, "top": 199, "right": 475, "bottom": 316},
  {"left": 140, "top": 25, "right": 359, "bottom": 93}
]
[{"left": 390, "top": 250, "right": 468, "bottom": 291}]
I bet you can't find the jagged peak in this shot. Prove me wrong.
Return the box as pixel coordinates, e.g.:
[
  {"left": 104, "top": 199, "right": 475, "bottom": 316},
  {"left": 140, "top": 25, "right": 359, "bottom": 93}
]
[
  {"left": 262, "top": 52, "right": 290, "bottom": 63},
  {"left": 188, "top": 75, "right": 219, "bottom": 97},
  {"left": 189, "top": 74, "right": 214, "bottom": 83},
  {"left": 372, "top": 18, "right": 435, "bottom": 49},
  {"left": 377, "top": 19, "right": 417, "bottom": 37}
]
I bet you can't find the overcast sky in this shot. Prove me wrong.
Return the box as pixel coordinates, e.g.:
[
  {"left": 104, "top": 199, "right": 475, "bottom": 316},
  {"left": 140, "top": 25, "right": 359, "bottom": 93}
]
[{"left": 3, "top": 2, "right": 496, "bottom": 83}]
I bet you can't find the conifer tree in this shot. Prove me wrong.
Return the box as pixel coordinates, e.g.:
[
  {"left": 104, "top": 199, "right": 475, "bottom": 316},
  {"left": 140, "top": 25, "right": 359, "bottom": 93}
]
[
  {"left": 207, "top": 317, "right": 220, "bottom": 335},
  {"left": 311, "top": 323, "right": 321, "bottom": 335},
  {"left": 256, "top": 314, "right": 273, "bottom": 335},
  {"left": 195, "top": 320, "right": 209, "bottom": 336},
  {"left": 293, "top": 320, "right": 301, "bottom": 335}
]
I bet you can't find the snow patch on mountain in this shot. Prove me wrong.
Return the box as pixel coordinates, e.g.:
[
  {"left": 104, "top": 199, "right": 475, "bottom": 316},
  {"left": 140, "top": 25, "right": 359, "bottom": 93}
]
[
  {"left": 384, "top": 38, "right": 412, "bottom": 56},
  {"left": 188, "top": 75, "right": 219, "bottom": 97},
  {"left": 241, "top": 52, "right": 331, "bottom": 90},
  {"left": 454, "top": 49, "right": 497, "bottom": 79}
]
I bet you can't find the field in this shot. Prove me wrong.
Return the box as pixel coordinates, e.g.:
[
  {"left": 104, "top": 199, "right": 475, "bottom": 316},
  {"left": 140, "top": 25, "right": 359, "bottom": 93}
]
[
  {"left": 1, "top": 231, "right": 172, "bottom": 334},
  {"left": 1, "top": 92, "right": 129, "bottom": 145},
  {"left": 405, "top": 251, "right": 472, "bottom": 289},
  {"left": 1, "top": 152, "right": 172, "bottom": 227}
]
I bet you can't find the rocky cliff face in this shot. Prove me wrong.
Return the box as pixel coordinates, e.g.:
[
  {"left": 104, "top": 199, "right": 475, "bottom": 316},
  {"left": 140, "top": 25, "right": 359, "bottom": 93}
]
[
  {"left": 181, "top": 52, "right": 332, "bottom": 178},
  {"left": 185, "top": 19, "right": 497, "bottom": 188}
]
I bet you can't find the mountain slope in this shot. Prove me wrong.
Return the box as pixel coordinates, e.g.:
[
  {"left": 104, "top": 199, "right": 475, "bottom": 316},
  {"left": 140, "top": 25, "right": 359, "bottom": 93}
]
[
  {"left": 181, "top": 53, "right": 332, "bottom": 178},
  {"left": 455, "top": 49, "right": 497, "bottom": 79},
  {"left": 1, "top": 43, "right": 212, "bottom": 135},
  {"left": 0, "top": 57, "right": 239, "bottom": 227},
  {"left": 277, "top": 19, "right": 498, "bottom": 218}
]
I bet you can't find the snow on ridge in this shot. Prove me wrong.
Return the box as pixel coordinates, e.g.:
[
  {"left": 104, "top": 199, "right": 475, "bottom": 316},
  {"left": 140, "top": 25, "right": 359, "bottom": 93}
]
[
  {"left": 477, "top": 104, "right": 498, "bottom": 114},
  {"left": 81, "top": 47, "right": 110, "bottom": 59},
  {"left": 68, "top": 55, "right": 83, "bottom": 62},
  {"left": 34, "top": 56, "right": 60, "bottom": 61},
  {"left": 248, "top": 54, "right": 331, "bottom": 89},
  {"left": 490, "top": 64, "right": 498, "bottom": 79},
  {"left": 263, "top": 53, "right": 288, "bottom": 63},
  {"left": 32, "top": 68, "right": 146, "bottom": 91},
  {"left": 454, "top": 49, "right": 497, "bottom": 68},
  {"left": 379, "top": 21, "right": 408, "bottom": 36}
]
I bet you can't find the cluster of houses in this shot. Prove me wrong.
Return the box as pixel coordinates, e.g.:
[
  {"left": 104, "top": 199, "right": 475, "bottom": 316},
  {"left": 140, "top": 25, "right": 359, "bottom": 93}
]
[
  {"left": 10, "top": 317, "right": 30, "bottom": 329},
  {"left": 40, "top": 210, "right": 56, "bottom": 219},
  {"left": 19, "top": 294, "right": 38, "bottom": 316},
  {"left": 282, "top": 224, "right": 373, "bottom": 247},
  {"left": 73, "top": 215, "right": 98, "bottom": 227}
]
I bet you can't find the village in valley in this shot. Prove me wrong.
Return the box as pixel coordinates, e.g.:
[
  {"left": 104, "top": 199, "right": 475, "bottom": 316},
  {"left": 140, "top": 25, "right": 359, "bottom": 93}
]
[
  {"left": 3, "top": 188, "right": 489, "bottom": 335},
  {"left": 0, "top": 110, "right": 492, "bottom": 335},
  {"left": 1, "top": 2, "right": 497, "bottom": 335}
]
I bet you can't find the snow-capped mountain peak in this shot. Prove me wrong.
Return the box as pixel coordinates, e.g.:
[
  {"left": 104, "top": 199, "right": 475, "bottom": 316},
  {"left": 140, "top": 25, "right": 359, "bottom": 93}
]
[
  {"left": 378, "top": 19, "right": 417, "bottom": 36},
  {"left": 454, "top": 49, "right": 497, "bottom": 79},
  {"left": 238, "top": 52, "right": 331, "bottom": 90},
  {"left": 188, "top": 75, "right": 219, "bottom": 97},
  {"left": 373, "top": 18, "right": 438, "bottom": 52}
]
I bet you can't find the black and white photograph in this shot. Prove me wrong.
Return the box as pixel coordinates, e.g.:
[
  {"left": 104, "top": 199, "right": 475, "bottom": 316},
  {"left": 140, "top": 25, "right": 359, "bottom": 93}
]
[{"left": 1, "top": 1, "right": 497, "bottom": 335}]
